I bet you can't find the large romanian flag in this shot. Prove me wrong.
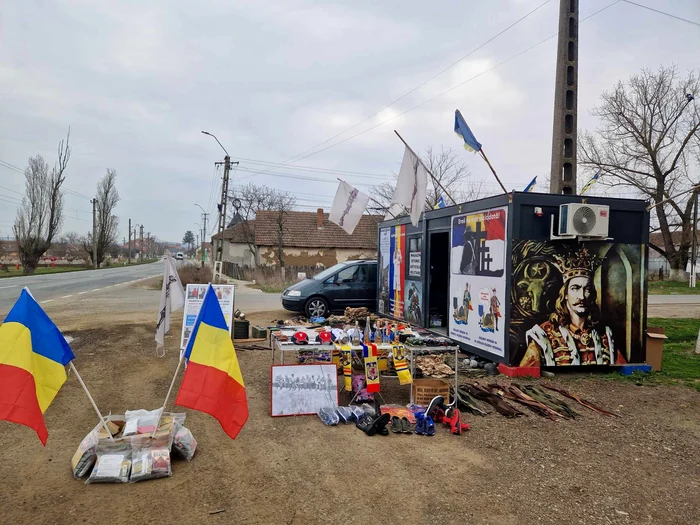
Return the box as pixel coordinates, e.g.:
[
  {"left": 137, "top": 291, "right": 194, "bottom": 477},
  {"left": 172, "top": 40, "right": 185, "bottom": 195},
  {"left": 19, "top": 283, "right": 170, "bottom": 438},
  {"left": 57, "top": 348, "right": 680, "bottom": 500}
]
[
  {"left": 0, "top": 289, "right": 74, "bottom": 445},
  {"left": 175, "top": 284, "right": 248, "bottom": 439}
]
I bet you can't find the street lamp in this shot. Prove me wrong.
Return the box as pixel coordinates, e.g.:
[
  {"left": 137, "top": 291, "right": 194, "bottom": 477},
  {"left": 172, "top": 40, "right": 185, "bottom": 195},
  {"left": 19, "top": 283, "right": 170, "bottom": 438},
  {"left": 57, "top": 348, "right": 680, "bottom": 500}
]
[{"left": 201, "top": 131, "right": 229, "bottom": 157}]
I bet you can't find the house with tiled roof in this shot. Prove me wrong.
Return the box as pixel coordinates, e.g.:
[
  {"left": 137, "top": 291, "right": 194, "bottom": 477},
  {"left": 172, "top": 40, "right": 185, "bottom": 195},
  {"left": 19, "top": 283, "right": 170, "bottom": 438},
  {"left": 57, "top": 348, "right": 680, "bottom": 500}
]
[{"left": 212, "top": 208, "right": 381, "bottom": 267}]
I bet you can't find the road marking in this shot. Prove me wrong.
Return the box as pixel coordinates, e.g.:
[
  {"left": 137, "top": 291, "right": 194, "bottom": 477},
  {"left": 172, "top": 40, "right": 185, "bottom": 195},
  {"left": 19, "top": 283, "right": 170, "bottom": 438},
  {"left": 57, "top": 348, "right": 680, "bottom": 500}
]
[
  {"left": 61, "top": 294, "right": 73, "bottom": 299},
  {"left": 0, "top": 285, "right": 18, "bottom": 289},
  {"left": 90, "top": 288, "right": 100, "bottom": 292},
  {"left": 78, "top": 291, "right": 88, "bottom": 295},
  {"left": 40, "top": 299, "right": 53, "bottom": 304}
]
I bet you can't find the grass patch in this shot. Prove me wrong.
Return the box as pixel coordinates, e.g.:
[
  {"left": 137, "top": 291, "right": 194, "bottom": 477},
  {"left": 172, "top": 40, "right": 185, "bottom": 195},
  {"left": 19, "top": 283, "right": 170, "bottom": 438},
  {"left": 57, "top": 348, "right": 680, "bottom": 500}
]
[
  {"left": 648, "top": 280, "right": 700, "bottom": 295},
  {"left": 606, "top": 317, "right": 700, "bottom": 391},
  {"left": 0, "top": 265, "right": 87, "bottom": 278},
  {"left": 241, "top": 267, "right": 313, "bottom": 294}
]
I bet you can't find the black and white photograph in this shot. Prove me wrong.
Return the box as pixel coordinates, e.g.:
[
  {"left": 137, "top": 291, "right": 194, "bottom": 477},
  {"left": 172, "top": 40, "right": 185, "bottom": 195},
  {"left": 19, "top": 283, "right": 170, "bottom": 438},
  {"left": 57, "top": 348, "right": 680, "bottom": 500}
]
[{"left": 270, "top": 364, "right": 338, "bottom": 417}]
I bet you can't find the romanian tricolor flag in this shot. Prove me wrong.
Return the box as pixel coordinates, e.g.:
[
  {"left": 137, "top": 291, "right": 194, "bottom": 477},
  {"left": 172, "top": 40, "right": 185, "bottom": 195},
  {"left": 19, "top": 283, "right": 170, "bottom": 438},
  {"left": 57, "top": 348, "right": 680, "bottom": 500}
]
[
  {"left": 0, "top": 289, "right": 74, "bottom": 445},
  {"left": 175, "top": 284, "right": 248, "bottom": 439}
]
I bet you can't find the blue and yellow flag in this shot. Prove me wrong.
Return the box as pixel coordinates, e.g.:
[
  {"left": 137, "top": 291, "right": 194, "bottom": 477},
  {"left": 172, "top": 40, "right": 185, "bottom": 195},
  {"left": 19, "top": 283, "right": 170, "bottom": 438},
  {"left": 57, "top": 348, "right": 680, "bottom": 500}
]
[
  {"left": 175, "top": 284, "right": 248, "bottom": 439},
  {"left": 524, "top": 176, "right": 537, "bottom": 192},
  {"left": 454, "top": 109, "right": 482, "bottom": 153},
  {"left": 0, "top": 288, "right": 75, "bottom": 445},
  {"left": 434, "top": 194, "right": 447, "bottom": 209},
  {"left": 580, "top": 170, "right": 601, "bottom": 195}
]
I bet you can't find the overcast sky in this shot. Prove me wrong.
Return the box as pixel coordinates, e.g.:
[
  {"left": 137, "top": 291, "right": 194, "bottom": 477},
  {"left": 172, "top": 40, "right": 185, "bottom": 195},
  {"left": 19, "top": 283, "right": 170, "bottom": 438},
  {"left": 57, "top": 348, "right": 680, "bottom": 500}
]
[{"left": 1, "top": 0, "right": 699, "bottom": 244}]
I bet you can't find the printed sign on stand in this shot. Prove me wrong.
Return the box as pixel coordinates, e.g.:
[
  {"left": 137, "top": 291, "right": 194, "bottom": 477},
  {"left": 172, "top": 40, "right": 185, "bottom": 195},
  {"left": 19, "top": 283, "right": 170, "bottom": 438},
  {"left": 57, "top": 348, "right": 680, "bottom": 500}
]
[{"left": 180, "top": 284, "right": 235, "bottom": 350}]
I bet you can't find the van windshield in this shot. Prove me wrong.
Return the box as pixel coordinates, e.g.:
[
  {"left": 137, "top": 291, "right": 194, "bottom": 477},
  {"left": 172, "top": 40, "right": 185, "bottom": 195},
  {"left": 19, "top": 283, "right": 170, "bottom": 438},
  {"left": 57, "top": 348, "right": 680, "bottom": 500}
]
[{"left": 313, "top": 263, "right": 347, "bottom": 281}]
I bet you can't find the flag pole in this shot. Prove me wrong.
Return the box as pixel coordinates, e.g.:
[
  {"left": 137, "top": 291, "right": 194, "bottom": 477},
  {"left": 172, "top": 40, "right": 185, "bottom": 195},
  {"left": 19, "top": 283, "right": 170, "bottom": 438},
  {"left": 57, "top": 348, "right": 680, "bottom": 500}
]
[
  {"left": 150, "top": 355, "right": 184, "bottom": 438},
  {"left": 478, "top": 148, "right": 508, "bottom": 194},
  {"left": 393, "top": 130, "right": 457, "bottom": 205},
  {"left": 336, "top": 178, "right": 398, "bottom": 220},
  {"left": 69, "top": 362, "right": 115, "bottom": 442}
]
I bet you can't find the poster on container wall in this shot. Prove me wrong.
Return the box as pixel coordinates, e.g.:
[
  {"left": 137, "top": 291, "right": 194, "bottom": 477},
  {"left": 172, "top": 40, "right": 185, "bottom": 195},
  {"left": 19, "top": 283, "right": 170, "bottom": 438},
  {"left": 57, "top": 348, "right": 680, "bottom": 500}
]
[{"left": 448, "top": 206, "right": 507, "bottom": 357}]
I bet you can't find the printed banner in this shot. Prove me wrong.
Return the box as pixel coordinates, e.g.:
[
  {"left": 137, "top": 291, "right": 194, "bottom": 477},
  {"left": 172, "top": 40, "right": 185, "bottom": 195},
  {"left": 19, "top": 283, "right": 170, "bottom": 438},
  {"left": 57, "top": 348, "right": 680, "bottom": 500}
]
[
  {"left": 509, "top": 241, "right": 645, "bottom": 367},
  {"left": 180, "top": 284, "right": 235, "bottom": 349},
  {"left": 448, "top": 206, "right": 507, "bottom": 356}
]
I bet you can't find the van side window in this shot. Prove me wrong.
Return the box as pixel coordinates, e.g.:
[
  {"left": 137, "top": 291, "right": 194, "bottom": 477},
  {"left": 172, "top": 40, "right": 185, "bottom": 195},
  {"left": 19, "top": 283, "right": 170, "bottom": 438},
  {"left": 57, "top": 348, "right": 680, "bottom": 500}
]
[{"left": 337, "top": 266, "right": 358, "bottom": 283}]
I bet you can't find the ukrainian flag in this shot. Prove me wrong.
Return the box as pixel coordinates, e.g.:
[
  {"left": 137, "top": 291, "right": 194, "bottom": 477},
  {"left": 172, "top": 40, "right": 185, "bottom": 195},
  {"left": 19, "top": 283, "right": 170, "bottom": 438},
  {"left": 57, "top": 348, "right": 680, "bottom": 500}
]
[
  {"left": 434, "top": 194, "right": 447, "bottom": 209},
  {"left": 454, "top": 109, "right": 482, "bottom": 153},
  {"left": 175, "top": 284, "right": 248, "bottom": 439},
  {"left": 524, "top": 176, "right": 537, "bottom": 192},
  {"left": 0, "top": 289, "right": 74, "bottom": 445},
  {"left": 580, "top": 170, "right": 601, "bottom": 195}
]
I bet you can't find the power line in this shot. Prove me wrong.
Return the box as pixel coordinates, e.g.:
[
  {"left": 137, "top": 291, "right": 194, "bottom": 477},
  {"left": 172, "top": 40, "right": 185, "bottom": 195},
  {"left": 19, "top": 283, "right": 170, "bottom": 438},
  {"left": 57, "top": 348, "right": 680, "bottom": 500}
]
[
  {"left": 232, "top": 156, "right": 393, "bottom": 179},
  {"left": 238, "top": 0, "right": 623, "bottom": 171},
  {"left": 233, "top": 0, "right": 555, "bottom": 182},
  {"left": 622, "top": 0, "right": 700, "bottom": 27}
]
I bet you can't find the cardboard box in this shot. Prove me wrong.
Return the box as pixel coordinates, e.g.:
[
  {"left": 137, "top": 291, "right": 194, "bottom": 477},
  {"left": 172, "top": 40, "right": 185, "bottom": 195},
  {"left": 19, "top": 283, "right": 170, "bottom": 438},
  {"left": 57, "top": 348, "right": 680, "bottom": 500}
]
[
  {"left": 646, "top": 327, "right": 667, "bottom": 372},
  {"left": 412, "top": 378, "right": 450, "bottom": 406}
]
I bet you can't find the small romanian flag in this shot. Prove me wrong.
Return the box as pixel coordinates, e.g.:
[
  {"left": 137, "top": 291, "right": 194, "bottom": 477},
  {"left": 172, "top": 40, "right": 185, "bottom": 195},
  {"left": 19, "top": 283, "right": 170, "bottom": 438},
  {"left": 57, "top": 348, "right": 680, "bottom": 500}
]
[
  {"left": 0, "top": 288, "right": 75, "bottom": 445},
  {"left": 175, "top": 284, "right": 248, "bottom": 439}
]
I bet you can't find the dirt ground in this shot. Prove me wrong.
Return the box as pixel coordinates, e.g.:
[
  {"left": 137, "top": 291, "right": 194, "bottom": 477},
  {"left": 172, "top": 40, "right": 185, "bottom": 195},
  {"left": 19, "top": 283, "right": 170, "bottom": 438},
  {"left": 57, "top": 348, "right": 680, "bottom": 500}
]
[{"left": 1, "top": 305, "right": 699, "bottom": 525}]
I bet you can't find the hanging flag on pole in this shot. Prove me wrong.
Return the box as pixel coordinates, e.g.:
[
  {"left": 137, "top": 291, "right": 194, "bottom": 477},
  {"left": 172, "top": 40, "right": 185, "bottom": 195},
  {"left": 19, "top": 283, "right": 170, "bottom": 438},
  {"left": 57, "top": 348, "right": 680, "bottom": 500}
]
[
  {"left": 580, "top": 170, "right": 601, "bottom": 195},
  {"left": 434, "top": 194, "right": 447, "bottom": 209},
  {"left": 387, "top": 146, "right": 428, "bottom": 227},
  {"left": 175, "top": 284, "right": 248, "bottom": 439},
  {"left": 523, "top": 176, "right": 537, "bottom": 193},
  {"left": 329, "top": 180, "right": 370, "bottom": 235},
  {"left": 0, "top": 289, "right": 75, "bottom": 445},
  {"left": 155, "top": 252, "right": 186, "bottom": 355},
  {"left": 454, "top": 109, "right": 482, "bottom": 153}
]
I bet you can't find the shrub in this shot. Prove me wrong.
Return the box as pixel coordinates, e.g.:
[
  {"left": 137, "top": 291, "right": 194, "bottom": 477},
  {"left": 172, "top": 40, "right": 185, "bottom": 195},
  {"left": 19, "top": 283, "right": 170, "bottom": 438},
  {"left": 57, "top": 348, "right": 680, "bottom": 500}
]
[{"left": 178, "top": 264, "right": 213, "bottom": 286}]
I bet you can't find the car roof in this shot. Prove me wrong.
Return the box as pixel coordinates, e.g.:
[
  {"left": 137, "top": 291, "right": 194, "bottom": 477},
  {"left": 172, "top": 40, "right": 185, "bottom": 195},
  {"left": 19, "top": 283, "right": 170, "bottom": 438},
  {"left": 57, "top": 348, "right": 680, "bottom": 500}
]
[{"left": 345, "top": 259, "right": 377, "bottom": 265}]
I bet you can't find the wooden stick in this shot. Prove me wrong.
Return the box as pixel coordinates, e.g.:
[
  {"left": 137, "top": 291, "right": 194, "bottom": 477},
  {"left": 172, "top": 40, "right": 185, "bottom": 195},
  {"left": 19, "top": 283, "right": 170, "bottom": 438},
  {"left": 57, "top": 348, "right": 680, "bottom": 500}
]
[
  {"left": 394, "top": 130, "right": 457, "bottom": 205},
  {"left": 479, "top": 148, "right": 508, "bottom": 194},
  {"left": 150, "top": 355, "right": 184, "bottom": 437},
  {"left": 69, "top": 362, "right": 115, "bottom": 442}
]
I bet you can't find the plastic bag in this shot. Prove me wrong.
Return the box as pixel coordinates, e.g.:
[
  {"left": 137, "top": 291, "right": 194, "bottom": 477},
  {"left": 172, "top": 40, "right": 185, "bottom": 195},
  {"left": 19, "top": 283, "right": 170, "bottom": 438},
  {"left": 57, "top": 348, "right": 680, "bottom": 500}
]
[
  {"left": 318, "top": 406, "right": 340, "bottom": 426},
  {"left": 86, "top": 450, "right": 132, "bottom": 484},
  {"left": 172, "top": 424, "right": 197, "bottom": 462},
  {"left": 335, "top": 406, "right": 354, "bottom": 424},
  {"left": 71, "top": 428, "right": 99, "bottom": 479},
  {"left": 129, "top": 447, "right": 172, "bottom": 483},
  {"left": 124, "top": 409, "right": 163, "bottom": 435}
]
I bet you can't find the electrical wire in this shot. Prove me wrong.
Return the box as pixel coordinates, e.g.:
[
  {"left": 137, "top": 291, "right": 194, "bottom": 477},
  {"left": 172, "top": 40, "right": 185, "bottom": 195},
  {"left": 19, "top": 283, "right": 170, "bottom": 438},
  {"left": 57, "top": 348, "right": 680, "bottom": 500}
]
[
  {"left": 230, "top": 156, "right": 393, "bottom": 179},
  {"left": 622, "top": 0, "right": 700, "bottom": 27},
  {"left": 234, "top": 0, "right": 555, "bottom": 181}
]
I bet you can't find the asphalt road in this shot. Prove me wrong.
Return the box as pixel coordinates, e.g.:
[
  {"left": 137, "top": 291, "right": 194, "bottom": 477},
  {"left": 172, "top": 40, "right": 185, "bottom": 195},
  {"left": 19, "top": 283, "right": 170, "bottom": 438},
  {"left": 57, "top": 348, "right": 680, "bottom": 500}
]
[{"left": 0, "top": 262, "right": 163, "bottom": 315}]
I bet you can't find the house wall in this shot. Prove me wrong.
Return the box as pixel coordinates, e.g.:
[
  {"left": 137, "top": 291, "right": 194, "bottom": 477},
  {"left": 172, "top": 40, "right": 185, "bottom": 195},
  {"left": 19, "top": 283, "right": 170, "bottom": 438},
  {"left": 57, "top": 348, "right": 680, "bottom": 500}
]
[
  {"left": 258, "top": 246, "right": 375, "bottom": 267},
  {"left": 222, "top": 241, "right": 256, "bottom": 266}
]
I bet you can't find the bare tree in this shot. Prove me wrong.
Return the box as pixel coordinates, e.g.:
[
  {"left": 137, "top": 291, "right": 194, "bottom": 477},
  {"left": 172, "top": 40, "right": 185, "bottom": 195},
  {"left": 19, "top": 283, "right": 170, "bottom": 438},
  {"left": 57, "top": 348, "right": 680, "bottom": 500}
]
[
  {"left": 228, "top": 183, "right": 297, "bottom": 264},
  {"left": 84, "top": 169, "right": 120, "bottom": 267},
  {"left": 369, "top": 146, "right": 485, "bottom": 214},
  {"left": 579, "top": 66, "right": 700, "bottom": 279},
  {"left": 272, "top": 192, "right": 297, "bottom": 268},
  {"left": 14, "top": 132, "right": 71, "bottom": 275}
]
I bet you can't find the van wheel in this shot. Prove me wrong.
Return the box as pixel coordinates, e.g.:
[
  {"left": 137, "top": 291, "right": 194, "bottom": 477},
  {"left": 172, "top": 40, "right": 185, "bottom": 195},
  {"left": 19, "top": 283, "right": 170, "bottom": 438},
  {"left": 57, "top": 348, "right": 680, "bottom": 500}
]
[{"left": 305, "top": 297, "right": 328, "bottom": 318}]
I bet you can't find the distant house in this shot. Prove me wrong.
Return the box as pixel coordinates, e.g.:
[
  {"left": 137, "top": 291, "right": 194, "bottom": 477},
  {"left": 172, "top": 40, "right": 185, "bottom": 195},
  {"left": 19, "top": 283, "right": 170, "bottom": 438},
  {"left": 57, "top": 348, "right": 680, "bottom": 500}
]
[
  {"left": 212, "top": 208, "right": 381, "bottom": 268},
  {"left": 649, "top": 231, "right": 700, "bottom": 274}
]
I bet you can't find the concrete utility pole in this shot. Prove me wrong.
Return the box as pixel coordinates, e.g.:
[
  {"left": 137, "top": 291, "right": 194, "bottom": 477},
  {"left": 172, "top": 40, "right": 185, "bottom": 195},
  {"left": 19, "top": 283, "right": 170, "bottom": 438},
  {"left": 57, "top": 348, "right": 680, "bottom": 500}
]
[
  {"left": 147, "top": 232, "right": 151, "bottom": 258},
  {"left": 549, "top": 0, "right": 579, "bottom": 195},
  {"left": 91, "top": 198, "right": 97, "bottom": 268},
  {"left": 139, "top": 225, "right": 144, "bottom": 263},
  {"left": 128, "top": 218, "right": 132, "bottom": 264}
]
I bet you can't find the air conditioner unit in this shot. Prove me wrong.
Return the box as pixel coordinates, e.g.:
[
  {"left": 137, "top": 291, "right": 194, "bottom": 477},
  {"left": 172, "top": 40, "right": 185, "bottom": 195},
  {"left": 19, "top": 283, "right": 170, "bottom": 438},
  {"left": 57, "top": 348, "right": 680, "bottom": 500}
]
[{"left": 558, "top": 203, "right": 610, "bottom": 238}]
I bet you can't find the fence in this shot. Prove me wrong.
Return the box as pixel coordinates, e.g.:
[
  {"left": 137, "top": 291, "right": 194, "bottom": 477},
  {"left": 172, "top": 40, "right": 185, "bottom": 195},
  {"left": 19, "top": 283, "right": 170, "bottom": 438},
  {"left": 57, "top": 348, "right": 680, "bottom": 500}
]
[{"left": 221, "top": 262, "right": 321, "bottom": 282}]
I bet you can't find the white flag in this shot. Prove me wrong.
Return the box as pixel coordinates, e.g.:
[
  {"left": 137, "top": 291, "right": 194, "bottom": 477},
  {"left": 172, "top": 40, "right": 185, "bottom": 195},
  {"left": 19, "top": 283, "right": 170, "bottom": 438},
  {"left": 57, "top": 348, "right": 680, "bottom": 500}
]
[
  {"left": 387, "top": 146, "right": 428, "bottom": 226},
  {"left": 155, "top": 252, "right": 186, "bottom": 353},
  {"left": 329, "top": 180, "right": 370, "bottom": 235}
]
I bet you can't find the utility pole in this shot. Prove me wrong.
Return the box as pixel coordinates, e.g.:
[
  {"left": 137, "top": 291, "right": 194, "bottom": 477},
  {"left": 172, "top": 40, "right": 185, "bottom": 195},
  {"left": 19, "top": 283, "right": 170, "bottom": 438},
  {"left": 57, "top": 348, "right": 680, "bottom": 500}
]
[
  {"left": 549, "top": 0, "right": 578, "bottom": 195},
  {"left": 214, "top": 155, "right": 238, "bottom": 280},
  {"left": 139, "top": 225, "right": 144, "bottom": 263},
  {"left": 91, "top": 199, "right": 97, "bottom": 268},
  {"left": 147, "top": 232, "right": 151, "bottom": 259},
  {"left": 128, "top": 218, "right": 132, "bottom": 264},
  {"left": 201, "top": 213, "right": 208, "bottom": 268}
]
